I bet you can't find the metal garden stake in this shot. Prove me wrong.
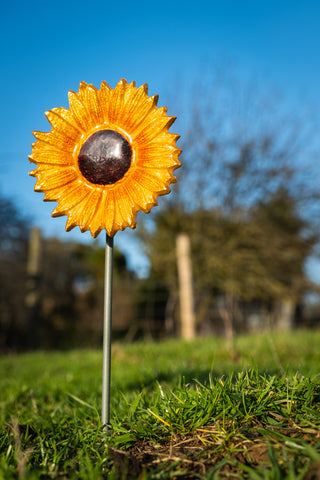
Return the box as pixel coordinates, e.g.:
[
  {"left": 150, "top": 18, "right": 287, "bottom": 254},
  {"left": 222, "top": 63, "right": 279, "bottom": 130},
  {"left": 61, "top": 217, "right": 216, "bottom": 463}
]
[{"left": 29, "top": 79, "right": 181, "bottom": 429}]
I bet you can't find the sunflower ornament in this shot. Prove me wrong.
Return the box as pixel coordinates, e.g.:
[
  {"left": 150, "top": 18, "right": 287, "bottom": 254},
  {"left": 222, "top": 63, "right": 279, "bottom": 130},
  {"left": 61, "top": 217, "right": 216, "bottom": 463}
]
[
  {"left": 29, "top": 79, "right": 181, "bottom": 237},
  {"left": 29, "top": 79, "right": 181, "bottom": 429}
]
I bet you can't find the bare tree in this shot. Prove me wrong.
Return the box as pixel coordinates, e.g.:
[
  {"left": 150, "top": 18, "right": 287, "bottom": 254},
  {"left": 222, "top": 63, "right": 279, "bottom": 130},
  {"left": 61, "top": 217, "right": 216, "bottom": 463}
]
[
  {"left": 0, "top": 196, "right": 30, "bottom": 351},
  {"left": 141, "top": 65, "right": 320, "bottom": 339}
]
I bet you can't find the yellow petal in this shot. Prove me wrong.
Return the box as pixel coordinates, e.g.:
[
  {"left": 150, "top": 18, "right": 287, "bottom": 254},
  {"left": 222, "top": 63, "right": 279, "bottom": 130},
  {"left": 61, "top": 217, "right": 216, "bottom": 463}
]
[
  {"left": 64, "top": 189, "right": 95, "bottom": 232},
  {"left": 29, "top": 149, "right": 73, "bottom": 167},
  {"left": 132, "top": 169, "right": 170, "bottom": 193},
  {"left": 80, "top": 83, "right": 103, "bottom": 127},
  {"left": 113, "top": 184, "right": 135, "bottom": 230},
  {"left": 32, "top": 131, "right": 75, "bottom": 153},
  {"left": 103, "top": 190, "right": 116, "bottom": 236},
  {"left": 108, "top": 79, "right": 128, "bottom": 124},
  {"left": 133, "top": 115, "right": 176, "bottom": 145},
  {"left": 127, "top": 178, "right": 158, "bottom": 212},
  {"left": 45, "top": 110, "right": 82, "bottom": 141},
  {"left": 136, "top": 144, "right": 181, "bottom": 169},
  {"left": 50, "top": 107, "right": 83, "bottom": 131},
  {"left": 51, "top": 181, "right": 89, "bottom": 215},
  {"left": 33, "top": 167, "right": 77, "bottom": 192},
  {"left": 124, "top": 182, "right": 155, "bottom": 213},
  {"left": 87, "top": 189, "right": 107, "bottom": 237},
  {"left": 65, "top": 216, "right": 78, "bottom": 232},
  {"left": 120, "top": 90, "right": 158, "bottom": 133},
  {"left": 79, "top": 189, "right": 103, "bottom": 231},
  {"left": 98, "top": 81, "right": 112, "bottom": 122},
  {"left": 68, "top": 90, "right": 92, "bottom": 131},
  {"left": 77, "top": 81, "right": 89, "bottom": 99},
  {"left": 151, "top": 131, "right": 180, "bottom": 147}
]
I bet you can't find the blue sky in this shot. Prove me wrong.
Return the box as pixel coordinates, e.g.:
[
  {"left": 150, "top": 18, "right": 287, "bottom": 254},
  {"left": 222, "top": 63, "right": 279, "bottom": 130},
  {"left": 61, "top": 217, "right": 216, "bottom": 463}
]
[{"left": 1, "top": 0, "right": 320, "bottom": 275}]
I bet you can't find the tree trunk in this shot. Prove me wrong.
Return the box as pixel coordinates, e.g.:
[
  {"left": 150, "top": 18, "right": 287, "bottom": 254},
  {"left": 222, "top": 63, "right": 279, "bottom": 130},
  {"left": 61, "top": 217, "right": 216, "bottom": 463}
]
[
  {"left": 217, "top": 292, "right": 235, "bottom": 352},
  {"left": 276, "top": 298, "right": 295, "bottom": 331}
]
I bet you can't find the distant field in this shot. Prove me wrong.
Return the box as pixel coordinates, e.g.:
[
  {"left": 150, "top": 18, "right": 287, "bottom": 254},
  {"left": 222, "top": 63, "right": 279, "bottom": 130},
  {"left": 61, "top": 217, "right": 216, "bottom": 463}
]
[{"left": 0, "top": 330, "right": 319, "bottom": 479}]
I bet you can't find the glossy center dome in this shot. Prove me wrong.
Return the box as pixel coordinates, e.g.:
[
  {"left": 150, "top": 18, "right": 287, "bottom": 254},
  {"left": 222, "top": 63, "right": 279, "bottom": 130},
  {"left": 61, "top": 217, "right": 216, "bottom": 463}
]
[{"left": 78, "top": 129, "right": 132, "bottom": 185}]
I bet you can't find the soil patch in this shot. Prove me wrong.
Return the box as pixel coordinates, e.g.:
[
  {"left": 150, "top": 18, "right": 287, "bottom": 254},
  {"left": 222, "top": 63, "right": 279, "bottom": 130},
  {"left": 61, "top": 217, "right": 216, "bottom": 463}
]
[
  {"left": 108, "top": 421, "right": 319, "bottom": 479},
  {"left": 8, "top": 420, "right": 319, "bottom": 478}
]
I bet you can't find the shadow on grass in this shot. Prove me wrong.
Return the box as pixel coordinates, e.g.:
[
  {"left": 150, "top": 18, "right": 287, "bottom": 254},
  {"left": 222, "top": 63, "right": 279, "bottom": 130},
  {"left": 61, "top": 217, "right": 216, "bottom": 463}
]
[{"left": 120, "top": 364, "right": 286, "bottom": 392}]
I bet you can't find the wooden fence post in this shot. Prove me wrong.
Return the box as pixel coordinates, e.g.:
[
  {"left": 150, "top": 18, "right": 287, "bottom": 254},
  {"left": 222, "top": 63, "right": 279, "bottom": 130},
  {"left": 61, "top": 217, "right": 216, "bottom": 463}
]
[
  {"left": 176, "top": 233, "right": 196, "bottom": 340},
  {"left": 25, "top": 227, "right": 42, "bottom": 349}
]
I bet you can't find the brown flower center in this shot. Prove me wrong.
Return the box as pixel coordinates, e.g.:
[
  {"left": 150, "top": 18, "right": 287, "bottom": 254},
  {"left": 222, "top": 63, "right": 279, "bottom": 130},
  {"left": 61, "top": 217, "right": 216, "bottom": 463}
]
[{"left": 78, "top": 130, "right": 132, "bottom": 185}]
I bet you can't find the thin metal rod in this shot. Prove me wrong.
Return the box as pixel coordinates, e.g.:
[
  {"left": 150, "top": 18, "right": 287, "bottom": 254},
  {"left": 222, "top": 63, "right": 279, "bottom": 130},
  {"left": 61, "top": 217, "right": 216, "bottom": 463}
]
[{"left": 102, "top": 234, "right": 114, "bottom": 430}]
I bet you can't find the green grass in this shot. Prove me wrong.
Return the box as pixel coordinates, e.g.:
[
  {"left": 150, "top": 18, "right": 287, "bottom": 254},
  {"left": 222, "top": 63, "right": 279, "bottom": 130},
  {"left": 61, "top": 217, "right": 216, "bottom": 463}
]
[{"left": 0, "top": 330, "right": 319, "bottom": 479}]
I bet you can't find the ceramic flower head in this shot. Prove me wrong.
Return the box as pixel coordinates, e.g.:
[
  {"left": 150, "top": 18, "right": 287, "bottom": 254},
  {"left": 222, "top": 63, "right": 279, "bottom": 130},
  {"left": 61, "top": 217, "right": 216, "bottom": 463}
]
[{"left": 29, "top": 79, "right": 181, "bottom": 237}]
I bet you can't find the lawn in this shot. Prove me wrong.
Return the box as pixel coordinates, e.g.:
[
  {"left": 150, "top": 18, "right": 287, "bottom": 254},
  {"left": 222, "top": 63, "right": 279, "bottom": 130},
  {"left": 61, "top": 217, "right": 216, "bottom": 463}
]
[{"left": 0, "top": 331, "right": 319, "bottom": 479}]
